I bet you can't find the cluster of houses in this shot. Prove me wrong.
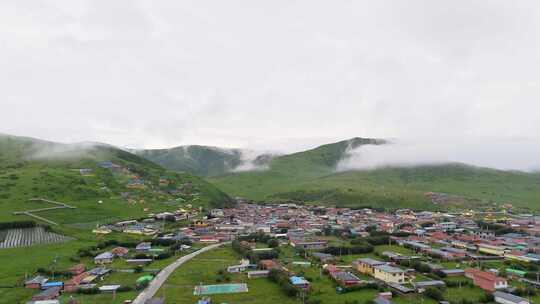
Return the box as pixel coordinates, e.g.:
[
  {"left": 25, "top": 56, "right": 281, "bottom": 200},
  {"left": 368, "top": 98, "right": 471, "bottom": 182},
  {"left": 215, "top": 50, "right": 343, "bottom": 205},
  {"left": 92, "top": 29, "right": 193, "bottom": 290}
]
[
  {"left": 24, "top": 264, "right": 114, "bottom": 303},
  {"left": 193, "top": 203, "right": 540, "bottom": 304}
]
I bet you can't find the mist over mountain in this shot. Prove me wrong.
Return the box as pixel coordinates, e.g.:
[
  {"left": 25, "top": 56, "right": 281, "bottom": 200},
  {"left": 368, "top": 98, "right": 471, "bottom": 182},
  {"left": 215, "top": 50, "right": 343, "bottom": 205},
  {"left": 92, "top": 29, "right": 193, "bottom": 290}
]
[
  {"left": 336, "top": 137, "right": 540, "bottom": 172},
  {"left": 134, "top": 145, "right": 279, "bottom": 177}
]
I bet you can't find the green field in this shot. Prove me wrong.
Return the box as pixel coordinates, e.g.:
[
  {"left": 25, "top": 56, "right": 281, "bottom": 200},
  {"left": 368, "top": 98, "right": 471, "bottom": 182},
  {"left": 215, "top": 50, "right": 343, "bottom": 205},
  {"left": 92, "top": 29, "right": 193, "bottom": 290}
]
[
  {"left": 0, "top": 134, "right": 234, "bottom": 303},
  {"left": 159, "top": 246, "right": 298, "bottom": 304},
  {"left": 208, "top": 138, "right": 540, "bottom": 211}
]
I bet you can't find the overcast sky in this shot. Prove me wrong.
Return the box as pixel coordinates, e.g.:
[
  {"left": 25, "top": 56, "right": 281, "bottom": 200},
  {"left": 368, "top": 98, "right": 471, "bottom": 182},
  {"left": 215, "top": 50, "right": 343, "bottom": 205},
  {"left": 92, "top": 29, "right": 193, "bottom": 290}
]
[{"left": 1, "top": 1, "right": 540, "bottom": 160}]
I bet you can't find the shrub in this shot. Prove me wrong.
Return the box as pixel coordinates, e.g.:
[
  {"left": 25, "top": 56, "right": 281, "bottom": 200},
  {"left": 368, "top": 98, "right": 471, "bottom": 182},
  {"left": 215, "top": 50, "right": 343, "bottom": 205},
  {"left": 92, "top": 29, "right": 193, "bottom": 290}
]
[{"left": 424, "top": 287, "right": 444, "bottom": 301}]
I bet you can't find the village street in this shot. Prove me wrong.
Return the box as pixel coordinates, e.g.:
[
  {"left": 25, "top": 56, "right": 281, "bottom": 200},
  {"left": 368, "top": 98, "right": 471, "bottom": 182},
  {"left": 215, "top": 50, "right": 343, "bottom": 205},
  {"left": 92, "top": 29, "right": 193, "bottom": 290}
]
[{"left": 132, "top": 242, "right": 228, "bottom": 304}]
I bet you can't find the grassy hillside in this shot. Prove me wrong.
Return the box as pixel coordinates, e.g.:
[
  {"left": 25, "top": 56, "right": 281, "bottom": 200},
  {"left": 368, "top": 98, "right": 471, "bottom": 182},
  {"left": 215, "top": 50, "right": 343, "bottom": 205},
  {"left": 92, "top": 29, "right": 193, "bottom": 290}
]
[
  {"left": 0, "top": 135, "right": 232, "bottom": 224},
  {"left": 210, "top": 138, "right": 540, "bottom": 211},
  {"left": 135, "top": 145, "right": 277, "bottom": 177}
]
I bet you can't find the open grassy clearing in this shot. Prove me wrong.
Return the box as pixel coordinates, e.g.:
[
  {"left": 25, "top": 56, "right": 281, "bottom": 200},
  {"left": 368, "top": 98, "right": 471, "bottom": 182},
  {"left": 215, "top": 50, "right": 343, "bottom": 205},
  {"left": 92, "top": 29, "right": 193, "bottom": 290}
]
[{"left": 159, "top": 246, "right": 298, "bottom": 304}]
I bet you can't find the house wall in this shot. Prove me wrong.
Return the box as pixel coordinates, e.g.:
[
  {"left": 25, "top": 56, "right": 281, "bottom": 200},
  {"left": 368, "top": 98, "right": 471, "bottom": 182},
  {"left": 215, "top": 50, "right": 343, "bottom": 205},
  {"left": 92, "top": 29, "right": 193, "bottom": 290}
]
[{"left": 373, "top": 268, "right": 405, "bottom": 284}]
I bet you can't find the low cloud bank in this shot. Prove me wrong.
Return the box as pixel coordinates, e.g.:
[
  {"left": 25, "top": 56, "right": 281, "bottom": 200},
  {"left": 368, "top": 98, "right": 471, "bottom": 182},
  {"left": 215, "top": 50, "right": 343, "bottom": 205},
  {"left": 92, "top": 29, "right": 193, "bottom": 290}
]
[
  {"left": 26, "top": 142, "right": 106, "bottom": 161},
  {"left": 337, "top": 138, "right": 540, "bottom": 172},
  {"left": 232, "top": 150, "right": 279, "bottom": 172}
]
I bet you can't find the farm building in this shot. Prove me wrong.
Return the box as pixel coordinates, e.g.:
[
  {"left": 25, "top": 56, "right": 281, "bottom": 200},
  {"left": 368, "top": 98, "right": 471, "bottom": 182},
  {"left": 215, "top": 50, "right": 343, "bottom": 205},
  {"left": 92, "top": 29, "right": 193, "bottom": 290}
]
[{"left": 493, "top": 291, "right": 530, "bottom": 304}]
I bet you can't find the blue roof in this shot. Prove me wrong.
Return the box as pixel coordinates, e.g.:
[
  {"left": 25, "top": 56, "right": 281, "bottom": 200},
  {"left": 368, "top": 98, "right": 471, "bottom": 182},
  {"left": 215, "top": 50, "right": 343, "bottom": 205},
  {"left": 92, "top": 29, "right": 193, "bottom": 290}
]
[
  {"left": 290, "top": 276, "right": 309, "bottom": 285},
  {"left": 42, "top": 281, "right": 63, "bottom": 288}
]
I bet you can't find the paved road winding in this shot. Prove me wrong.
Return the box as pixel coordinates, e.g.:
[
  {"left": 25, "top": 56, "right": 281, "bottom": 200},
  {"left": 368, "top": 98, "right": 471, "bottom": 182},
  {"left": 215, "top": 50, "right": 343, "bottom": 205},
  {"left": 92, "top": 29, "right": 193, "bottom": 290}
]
[{"left": 132, "top": 242, "right": 228, "bottom": 304}]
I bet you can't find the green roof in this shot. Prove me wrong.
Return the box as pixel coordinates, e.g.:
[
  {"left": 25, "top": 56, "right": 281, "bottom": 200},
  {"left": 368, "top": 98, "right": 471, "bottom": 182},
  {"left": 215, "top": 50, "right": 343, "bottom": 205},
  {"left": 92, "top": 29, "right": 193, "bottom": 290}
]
[
  {"left": 137, "top": 275, "right": 154, "bottom": 283},
  {"left": 506, "top": 268, "right": 526, "bottom": 276}
]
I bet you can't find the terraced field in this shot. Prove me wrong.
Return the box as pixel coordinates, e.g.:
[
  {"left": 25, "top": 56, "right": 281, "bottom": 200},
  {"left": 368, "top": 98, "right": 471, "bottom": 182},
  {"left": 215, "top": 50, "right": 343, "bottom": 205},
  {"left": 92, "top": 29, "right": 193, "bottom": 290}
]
[{"left": 0, "top": 226, "right": 73, "bottom": 249}]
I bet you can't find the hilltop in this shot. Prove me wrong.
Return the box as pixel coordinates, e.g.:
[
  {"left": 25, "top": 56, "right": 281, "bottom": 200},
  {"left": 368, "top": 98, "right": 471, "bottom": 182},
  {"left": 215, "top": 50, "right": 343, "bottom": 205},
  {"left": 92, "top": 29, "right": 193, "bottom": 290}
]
[
  {"left": 206, "top": 137, "right": 540, "bottom": 211},
  {"left": 134, "top": 145, "right": 277, "bottom": 177},
  {"left": 0, "top": 134, "right": 232, "bottom": 225}
]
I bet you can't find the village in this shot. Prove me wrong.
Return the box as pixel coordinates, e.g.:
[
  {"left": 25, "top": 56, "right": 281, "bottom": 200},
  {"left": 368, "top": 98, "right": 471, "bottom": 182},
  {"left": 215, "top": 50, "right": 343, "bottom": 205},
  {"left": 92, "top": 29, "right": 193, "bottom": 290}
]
[{"left": 21, "top": 201, "right": 540, "bottom": 304}]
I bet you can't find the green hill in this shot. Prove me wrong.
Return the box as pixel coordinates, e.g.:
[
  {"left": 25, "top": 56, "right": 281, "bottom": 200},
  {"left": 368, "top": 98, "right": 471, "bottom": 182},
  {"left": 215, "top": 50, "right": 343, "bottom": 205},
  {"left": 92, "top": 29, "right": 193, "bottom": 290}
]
[
  {"left": 135, "top": 145, "right": 276, "bottom": 177},
  {"left": 209, "top": 137, "right": 540, "bottom": 211},
  {"left": 0, "top": 134, "right": 232, "bottom": 225}
]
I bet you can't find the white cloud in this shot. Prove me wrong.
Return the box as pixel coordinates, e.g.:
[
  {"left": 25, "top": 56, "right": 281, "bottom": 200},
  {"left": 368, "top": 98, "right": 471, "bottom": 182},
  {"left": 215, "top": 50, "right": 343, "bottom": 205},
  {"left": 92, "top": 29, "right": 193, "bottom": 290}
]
[
  {"left": 0, "top": 0, "right": 539, "bottom": 171},
  {"left": 337, "top": 137, "right": 540, "bottom": 172}
]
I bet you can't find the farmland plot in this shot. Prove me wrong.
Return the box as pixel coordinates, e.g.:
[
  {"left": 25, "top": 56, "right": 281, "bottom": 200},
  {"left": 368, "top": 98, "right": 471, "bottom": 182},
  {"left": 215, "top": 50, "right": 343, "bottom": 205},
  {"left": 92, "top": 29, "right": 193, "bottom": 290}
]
[{"left": 0, "top": 226, "right": 73, "bottom": 249}]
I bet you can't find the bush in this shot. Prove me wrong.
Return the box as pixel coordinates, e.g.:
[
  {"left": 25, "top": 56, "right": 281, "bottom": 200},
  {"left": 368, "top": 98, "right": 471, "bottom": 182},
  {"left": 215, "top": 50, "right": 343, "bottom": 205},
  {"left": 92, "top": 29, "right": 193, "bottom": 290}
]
[
  {"left": 76, "top": 287, "right": 100, "bottom": 294},
  {"left": 268, "top": 269, "right": 298, "bottom": 297},
  {"left": 424, "top": 287, "right": 444, "bottom": 301},
  {"left": 117, "top": 286, "right": 133, "bottom": 292}
]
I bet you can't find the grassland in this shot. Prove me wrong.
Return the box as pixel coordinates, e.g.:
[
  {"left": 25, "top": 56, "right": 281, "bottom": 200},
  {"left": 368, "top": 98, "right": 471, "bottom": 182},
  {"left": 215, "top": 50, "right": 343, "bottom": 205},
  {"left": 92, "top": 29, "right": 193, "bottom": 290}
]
[
  {"left": 0, "top": 134, "right": 234, "bottom": 303},
  {"left": 159, "top": 243, "right": 448, "bottom": 304},
  {"left": 209, "top": 138, "right": 540, "bottom": 211},
  {"left": 159, "top": 246, "right": 298, "bottom": 304}
]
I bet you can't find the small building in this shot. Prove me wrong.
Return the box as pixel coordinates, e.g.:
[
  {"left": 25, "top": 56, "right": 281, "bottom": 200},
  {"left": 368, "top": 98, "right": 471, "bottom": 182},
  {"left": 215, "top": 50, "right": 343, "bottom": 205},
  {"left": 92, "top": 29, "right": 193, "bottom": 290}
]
[
  {"left": 413, "top": 280, "right": 446, "bottom": 290},
  {"left": 31, "top": 287, "right": 61, "bottom": 301},
  {"left": 94, "top": 252, "right": 114, "bottom": 264},
  {"left": 354, "top": 258, "right": 386, "bottom": 275},
  {"left": 227, "top": 259, "right": 250, "bottom": 273},
  {"left": 25, "top": 276, "right": 48, "bottom": 289},
  {"left": 41, "top": 282, "right": 63, "bottom": 290},
  {"left": 259, "top": 259, "right": 280, "bottom": 270},
  {"left": 136, "top": 242, "right": 152, "bottom": 252},
  {"left": 441, "top": 269, "right": 465, "bottom": 276},
  {"left": 64, "top": 272, "right": 89, "bottom": 292},
  {"left": 330, "top": 271, "right": 361, "bottom": 286},
  {"left": 111, "top": 247, "right": 129, "bottom": 257},
  {"left": 99, "top": 285, "right": 121, "bottom": 293},
  {"left": 493, "top": 291, "right": 530, "bottom": 304},
  {"left": 247, "top": 270, "right": 270, "bottom": 278},
  {"left": 289, "top": 276, "right": 310, "bottom": 290},
  {"left": 478, "top": 244, "right": 506, "bottom": 256},
  {"left": 68, "top": 264, "right": 85, "bottom": 275},
  {"left": 311, "top": 252, "right": 335, "bottom": 263},
  {"left": 465, "top": 268, "right": 508, "bottom": 291},
  {"left": 373, "top": 265, "right": 406, "bottom": 284},
  {"left": 291, "top": 240, "right": 327, "bottom": 250}
]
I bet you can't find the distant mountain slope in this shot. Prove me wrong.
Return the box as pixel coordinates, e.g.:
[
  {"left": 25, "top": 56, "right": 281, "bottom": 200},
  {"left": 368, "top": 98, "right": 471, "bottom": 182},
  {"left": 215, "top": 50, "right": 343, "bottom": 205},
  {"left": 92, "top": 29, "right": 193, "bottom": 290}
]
[
  {"left": 135, "top": 145, "right": 277, "bottom": 177},
  {"left": 210, "top": 138, "right": 540, "bottom": 211},
  {"left": 0, "top": 134, "right": 232, "bottom": 224}
]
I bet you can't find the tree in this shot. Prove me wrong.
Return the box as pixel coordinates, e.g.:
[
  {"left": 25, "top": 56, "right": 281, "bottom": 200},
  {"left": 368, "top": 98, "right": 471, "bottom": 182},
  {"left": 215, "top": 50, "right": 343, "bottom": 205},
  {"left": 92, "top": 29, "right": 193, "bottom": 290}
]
[{"left": 424, "top": 287, "right": 444, "bottom": 301}]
